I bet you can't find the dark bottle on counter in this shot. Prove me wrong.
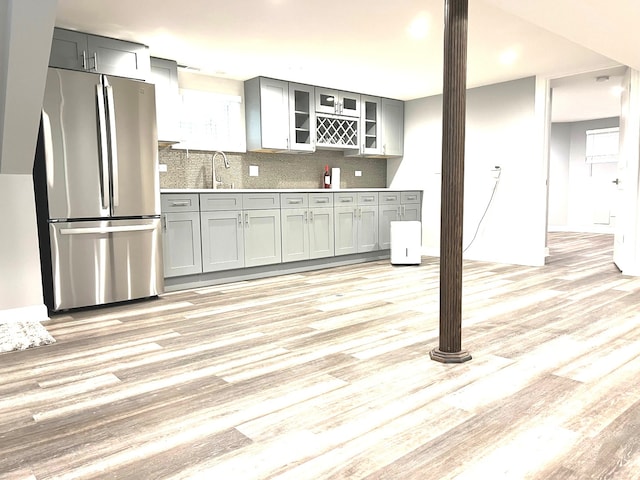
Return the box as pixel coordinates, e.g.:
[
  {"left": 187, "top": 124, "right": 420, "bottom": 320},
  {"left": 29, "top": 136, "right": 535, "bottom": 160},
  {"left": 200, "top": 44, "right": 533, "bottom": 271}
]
[{"left": 323, "top": 165, "right": 331, "bottom": 189}]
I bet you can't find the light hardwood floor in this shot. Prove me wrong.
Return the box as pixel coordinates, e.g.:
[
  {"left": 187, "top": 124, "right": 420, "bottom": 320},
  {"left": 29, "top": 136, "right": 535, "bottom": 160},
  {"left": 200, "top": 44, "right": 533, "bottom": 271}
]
[{"left": 2, "top": 232, "right": 640, "bottom": 479}]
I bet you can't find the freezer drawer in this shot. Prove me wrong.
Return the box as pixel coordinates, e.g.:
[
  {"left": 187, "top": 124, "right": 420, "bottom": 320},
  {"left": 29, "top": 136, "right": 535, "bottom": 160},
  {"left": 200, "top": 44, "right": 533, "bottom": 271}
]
[{"left": 48, "top": 218, "right": 163, "bottom": 311}]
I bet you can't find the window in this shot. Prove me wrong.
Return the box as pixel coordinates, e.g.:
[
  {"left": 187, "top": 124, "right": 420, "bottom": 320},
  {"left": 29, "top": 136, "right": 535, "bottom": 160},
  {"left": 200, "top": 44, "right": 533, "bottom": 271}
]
[
  {"left": 585, "top": 127, "right": 619, "bottom": 163},
  {"left": 175, "top": 89, "right": 245, "bottom": 152}
]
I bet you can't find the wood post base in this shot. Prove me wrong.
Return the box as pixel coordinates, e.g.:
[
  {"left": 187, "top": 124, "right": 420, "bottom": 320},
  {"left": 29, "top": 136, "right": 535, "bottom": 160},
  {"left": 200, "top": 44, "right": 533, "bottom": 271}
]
[{"left": 430, "top": 348, "right": 472, "bottom": 364}]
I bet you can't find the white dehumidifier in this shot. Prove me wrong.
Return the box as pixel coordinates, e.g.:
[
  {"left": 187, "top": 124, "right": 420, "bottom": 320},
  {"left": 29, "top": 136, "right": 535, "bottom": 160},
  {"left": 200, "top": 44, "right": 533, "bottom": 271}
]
[{"left": 390, "top": 220, "right": 422, "bottom": 265}]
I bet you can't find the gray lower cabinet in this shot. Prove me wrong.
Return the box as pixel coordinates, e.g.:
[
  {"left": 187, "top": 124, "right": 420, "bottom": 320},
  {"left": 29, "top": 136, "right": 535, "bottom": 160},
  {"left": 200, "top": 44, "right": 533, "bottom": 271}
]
[
  {"left": 49, "top": 28, "right": 150, "bottom": 80},
  {"left": 378, "top": 191, "right": 402, "bottom": 249},
  {"left": 161, "top": 194, "right": 202, "bottom": 278},
  {"left": 334, "top": 192, "right": 378, "bottom": 256},
  {"left": 201, "top": 210, "right": 244, "bottom": 272},
  {"left": 200, "top": 193, "right": 281, "bottom": 271},
  {"left": 400, "top": 191, "right": 421, "bottom": 221},
  {"left": 378, "top": 191, "right": 421, "bottom": 249},
  {"left": 281, "top": 193, "right": 334, "bottom": 262},
  {"left": 244, "top": 209, "right": 282, "bottom": 266}
]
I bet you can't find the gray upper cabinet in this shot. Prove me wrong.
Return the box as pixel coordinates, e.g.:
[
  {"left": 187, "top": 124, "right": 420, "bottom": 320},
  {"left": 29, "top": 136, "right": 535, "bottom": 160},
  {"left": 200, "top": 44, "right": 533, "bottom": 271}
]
[
  {"left": 360, "top": 95, "right": 382, "bottom": 156},
  {"left": 315, "top": 87, "right": 360, "bottom": 117},
  {"left": 149, "top": 57, "right": 180, "bottom": 144},
  {"left": 347, "top": 96, "right": 404, "bottom": 158},
  {"left": 245, "top": 78, "right": 315, "bottom": 153},
  {"left": 50, "top": 28, "right": 151, "bottom": 80},
  {"left": 289, "top": 83, "right": 316, "bottom": 153},
  {"left": 380, "top": 98, "right": 404, "bottom": 157},
  {"left": 245, "top": 77, "right": 290, "bottom": 152}
]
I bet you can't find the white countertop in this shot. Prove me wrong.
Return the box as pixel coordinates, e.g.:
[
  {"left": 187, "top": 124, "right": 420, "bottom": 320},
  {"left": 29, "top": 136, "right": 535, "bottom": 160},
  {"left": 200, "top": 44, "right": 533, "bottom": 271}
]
[{"left": 161, "top": 188, "right": 417, "bottom": 194}]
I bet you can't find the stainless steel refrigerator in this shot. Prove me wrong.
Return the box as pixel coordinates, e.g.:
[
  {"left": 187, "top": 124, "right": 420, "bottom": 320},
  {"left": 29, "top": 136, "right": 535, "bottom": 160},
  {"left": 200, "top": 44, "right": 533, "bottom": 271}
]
[{"left": 34, "top": 67, "right": 163, "bottom": 312}]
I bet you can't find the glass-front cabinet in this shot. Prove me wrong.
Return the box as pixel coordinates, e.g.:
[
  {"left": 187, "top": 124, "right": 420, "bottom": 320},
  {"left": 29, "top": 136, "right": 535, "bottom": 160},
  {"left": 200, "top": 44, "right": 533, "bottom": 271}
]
[
  {"left": 289, "top": 83, "right": 316, "bottom": 153},
  {"left": 315, "top": 88, "right": 360, "bottom": 117}
]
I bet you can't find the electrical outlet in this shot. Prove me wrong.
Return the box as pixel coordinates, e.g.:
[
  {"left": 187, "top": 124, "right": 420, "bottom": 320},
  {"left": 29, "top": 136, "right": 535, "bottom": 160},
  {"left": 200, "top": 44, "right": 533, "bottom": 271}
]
[
  {"left": 249, "top": 165, "right": 259, "bottom": 177},
  {"left": 355, "top": 170, "right": 362, "bottom": 177},
  {"left": 158, "top": 164, "right": 168, "bottom": 172}
]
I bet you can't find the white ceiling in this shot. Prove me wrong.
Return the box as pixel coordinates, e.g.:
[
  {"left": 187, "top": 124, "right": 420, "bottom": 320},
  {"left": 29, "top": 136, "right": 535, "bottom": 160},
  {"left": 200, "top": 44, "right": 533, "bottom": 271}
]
[{"left": 53, "top": 0, "right": 639, "bottom": 122}]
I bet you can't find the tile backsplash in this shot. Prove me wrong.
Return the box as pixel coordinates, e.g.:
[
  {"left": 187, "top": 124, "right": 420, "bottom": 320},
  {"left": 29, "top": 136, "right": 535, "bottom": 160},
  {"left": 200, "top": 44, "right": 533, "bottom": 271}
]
[{"left": 158, "top": 148, "right": 387, "bottom": 189}]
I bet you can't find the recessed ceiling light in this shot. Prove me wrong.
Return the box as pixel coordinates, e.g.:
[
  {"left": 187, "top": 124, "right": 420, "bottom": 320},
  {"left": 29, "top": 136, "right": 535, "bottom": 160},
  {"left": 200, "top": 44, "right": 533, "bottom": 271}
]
[
  {"left": 611, "top": 85, "right": 625, "bottom": 96},
  {"left": 407, "top": 13, "right": 430, "bottom": 40},
  {"left": 499, "top": 48, "right": 519, "bottom": 66}
]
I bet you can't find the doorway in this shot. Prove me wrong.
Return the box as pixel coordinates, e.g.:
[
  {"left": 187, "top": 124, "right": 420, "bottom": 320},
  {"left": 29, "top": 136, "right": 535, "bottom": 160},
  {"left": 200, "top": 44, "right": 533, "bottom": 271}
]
[{"left": 546, "top": 67, "right": 625, "bottom": 260}]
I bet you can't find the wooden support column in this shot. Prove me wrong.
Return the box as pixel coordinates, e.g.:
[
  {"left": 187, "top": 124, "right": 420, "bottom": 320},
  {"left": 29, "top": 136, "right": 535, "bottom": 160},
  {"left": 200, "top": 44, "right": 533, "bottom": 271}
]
[{"left": 430, "top": 0, "right": 472, "bottom": 364}]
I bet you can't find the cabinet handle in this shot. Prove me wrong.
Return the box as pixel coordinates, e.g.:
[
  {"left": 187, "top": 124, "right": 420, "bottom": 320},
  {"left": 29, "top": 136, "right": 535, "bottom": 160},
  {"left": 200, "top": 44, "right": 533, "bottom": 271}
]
[
  {"left": 310, "top": 211, "right": 314, "bottom": 222},
  {"left": 162, "top": 214, "right": 167, "bottom": 232},
  {"left": 81, "top": 50, "right": 87, "bottom": 70},
  {"left": 288, "top": 199, "right": 302, "bottom": 204},
  {"left": 245, "top": 213, "right": 249, "bottom": 228},
  {"left": 398, "top": 206, "right": 402, "bottom": 218},
  {"left": 385, "top": 196, "right": 396, "bottom": 201},
  {"left": 315, "top": 198, "right": 329, "bottom": 203},
  {"left": 170, "top": 201, "right": 190, "bottom": 206},
  {"left": 238, "top": 213, "right": 242, "bottom": 226},
  {"left": 304, "top": 211, "right": 308, "bottom": 223},
  {"left": 340, "top": 198, "right": 353, "bottom": 203}
]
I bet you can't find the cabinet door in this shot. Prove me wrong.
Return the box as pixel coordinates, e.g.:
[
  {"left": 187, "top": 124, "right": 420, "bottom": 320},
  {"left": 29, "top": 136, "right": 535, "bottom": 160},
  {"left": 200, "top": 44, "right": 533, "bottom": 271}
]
[
  {"left": 378, "top": 204, "right": 400, "bottom": 249},
  {"left": 244, "top": 77, "right": 290, "bottom": 152},
  {"left": 201, "top": 210, "right": 244, "bottom": 272},
  {"left": 244, "top": 209, "right": 282, "bottom": 267},
  {"left": 358, "top": 206, "right": 379, "bottom": 252},
  {"left": 381, "top": 98, "right": 404, "bottom": 157},
  {"left": 289, "top": 83, "right": 316, "bottom": 153},
  {"left": 162, "top": 212, "right": 202, "bottom": 278},
  {"left": 49, "top": 28, "right": 88, "bottom": 71},
  {"left": 334, "top": 206, "right": 358, "bottom": 256},
  {"left": 309, "top": 207, "right": 334, "bottom": 259},
  {"left": 150, "top": 57, "right": 180, "bottom": 143},
  {"left": 402, "top": 203, "right": 421, "bottom": 222},
  {"left": 87, "top": 34, "right": 150, "bottom": 80},
  {"left": 281, "top": 208, "right": 309, "bottom": 263},
  {"left": 361, "top": 95, "right": 382, "bottom": 156},
  {"left": 315, "top": 88, "right": 360, "bottom": 117}
]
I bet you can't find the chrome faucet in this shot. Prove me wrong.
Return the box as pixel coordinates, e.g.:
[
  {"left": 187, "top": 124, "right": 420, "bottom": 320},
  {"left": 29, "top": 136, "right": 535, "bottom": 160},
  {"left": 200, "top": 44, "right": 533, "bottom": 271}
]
[{"left": 211, "top": 151, "right": 230, "bottom": 189}]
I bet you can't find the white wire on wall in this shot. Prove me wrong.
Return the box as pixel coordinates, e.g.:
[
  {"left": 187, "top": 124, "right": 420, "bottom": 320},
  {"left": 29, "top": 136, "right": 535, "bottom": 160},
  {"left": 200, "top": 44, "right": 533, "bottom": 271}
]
[{"left": 463, "top": 166, "right": 502, "bottom": 253}]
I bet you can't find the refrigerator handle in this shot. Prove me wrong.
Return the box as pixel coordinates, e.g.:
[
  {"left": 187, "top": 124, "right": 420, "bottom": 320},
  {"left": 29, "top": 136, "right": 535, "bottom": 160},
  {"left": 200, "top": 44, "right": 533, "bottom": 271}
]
[
  {"left": 41, "top": 110, "right": 55, "bottom": 184},
  {"left": 105, "top": 81, "right": 120, "bottom": 207},
  {"left": 95, "top": 84, "right": 110, "bottom": 210}
]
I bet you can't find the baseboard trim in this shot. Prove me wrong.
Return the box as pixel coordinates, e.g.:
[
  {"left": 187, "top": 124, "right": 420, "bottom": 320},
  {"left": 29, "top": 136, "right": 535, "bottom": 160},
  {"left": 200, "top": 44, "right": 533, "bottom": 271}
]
[{"left": 0, "top": 304, "right": 50, "bottom": 323}]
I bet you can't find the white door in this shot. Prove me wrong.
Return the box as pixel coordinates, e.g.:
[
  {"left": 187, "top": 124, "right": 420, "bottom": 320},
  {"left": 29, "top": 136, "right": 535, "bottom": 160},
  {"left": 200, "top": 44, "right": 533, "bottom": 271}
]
[{"left": 614, "top": 68, "right": 640, "bottom": 273}]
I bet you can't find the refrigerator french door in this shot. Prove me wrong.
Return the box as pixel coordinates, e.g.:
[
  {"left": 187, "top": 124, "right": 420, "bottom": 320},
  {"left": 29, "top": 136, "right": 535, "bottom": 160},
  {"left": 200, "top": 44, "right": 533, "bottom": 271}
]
[{"left": 35, "top": 67, "right": 163, "bottom": 311}]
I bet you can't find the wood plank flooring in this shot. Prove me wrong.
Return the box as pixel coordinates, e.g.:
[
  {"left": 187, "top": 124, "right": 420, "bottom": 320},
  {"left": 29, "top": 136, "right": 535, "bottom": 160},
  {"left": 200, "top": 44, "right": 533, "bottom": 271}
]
[{"left": 1, "top": 232, "right": 640, "bottom": 479}]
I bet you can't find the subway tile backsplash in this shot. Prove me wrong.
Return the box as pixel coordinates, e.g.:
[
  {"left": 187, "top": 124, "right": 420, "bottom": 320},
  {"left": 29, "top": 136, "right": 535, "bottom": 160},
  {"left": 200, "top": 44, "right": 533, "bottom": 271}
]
[{"left": 158, "top": 148, "right": 387, "bottom": 190}]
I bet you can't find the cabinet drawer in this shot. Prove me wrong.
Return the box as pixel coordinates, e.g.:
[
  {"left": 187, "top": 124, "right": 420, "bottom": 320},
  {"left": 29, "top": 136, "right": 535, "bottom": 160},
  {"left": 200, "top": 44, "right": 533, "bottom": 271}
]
[
  {"left": 401, "top": 191, "right": 421, "bottom": 204},
  {"left": 357, "top": 192, "right": 379, "bottom": 205},
  {"left": 280, "top": 193, "right": 309, "bottom": 209},
  {"left": 161, "top": 194, "right": 199, "bottom": 212},
  {"left": 379, "top": 192, "right": 401, "bottom": 205},
  {"left": 334, "top": 192, "right": 357, "bottom": 205},
  {"left": 243, "top": 193, "right": 280, "bottom": 209},
  {"left": 309, "top": 192, "right": 333, "bottom": 207},
  {"left": 200, "top": 193, "right": 243, "bottom": 211}
]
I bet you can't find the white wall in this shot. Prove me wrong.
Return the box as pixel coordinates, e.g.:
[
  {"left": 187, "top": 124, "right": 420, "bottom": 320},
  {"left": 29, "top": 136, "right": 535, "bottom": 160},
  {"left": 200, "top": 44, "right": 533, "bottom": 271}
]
[
  {"left": 548, "top": 118, "right": 619, "bottom": 232},
  {"left": 0, "top": 0, "right": 57, "bottom": 322},
  {"left": 389, "top": 76, "right": 548, "bottom": 266}
]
